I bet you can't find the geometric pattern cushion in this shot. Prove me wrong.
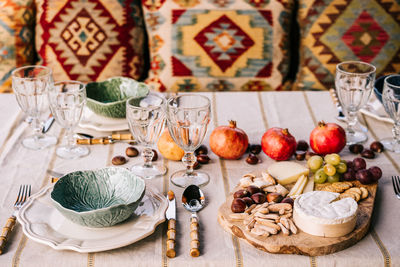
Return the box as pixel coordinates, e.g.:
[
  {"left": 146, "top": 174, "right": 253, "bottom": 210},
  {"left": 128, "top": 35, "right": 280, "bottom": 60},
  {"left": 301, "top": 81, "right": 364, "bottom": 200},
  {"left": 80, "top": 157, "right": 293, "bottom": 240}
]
[
  {"left": 0, "top": 0, "right": 36, "bottom": 93},
  {"left": 296, "top": 0, "right": 400, "bottom": 90},
  {"left": 142, "top": 0, "right": 294, "bottom": 92},
  {"left": 35, "top": 0, "right": 146, "bottom": 83}
]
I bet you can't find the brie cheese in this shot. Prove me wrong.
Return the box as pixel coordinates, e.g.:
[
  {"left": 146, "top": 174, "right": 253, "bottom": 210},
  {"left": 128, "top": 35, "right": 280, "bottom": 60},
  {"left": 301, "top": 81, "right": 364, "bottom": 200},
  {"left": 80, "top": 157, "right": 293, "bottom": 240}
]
[
  {"left": 293, "top": 191, "right": 358, "bottom": 237},
  {"left": 267, "top": 162, "right": 309, "bottom": 185}
]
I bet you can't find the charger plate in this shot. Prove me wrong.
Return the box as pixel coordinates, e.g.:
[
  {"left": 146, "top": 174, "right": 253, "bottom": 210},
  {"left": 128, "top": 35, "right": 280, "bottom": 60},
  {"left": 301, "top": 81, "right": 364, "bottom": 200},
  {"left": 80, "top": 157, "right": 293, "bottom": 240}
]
[{"left": 17, "top": 185, "right": 168, "bottom": 253}]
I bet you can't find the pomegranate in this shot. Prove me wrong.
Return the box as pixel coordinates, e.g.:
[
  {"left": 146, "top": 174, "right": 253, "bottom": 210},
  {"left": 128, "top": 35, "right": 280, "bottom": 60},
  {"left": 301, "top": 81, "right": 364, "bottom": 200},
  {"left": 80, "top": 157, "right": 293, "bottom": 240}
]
[
  {"left": 209, "top": 120, "right": 249, "bottom": 160},
  {"left": 261, "top": 128, "right": 296, "bottom": 161},
  {"left": 310, "top": 121, "right": 346, "bottom": 155}
]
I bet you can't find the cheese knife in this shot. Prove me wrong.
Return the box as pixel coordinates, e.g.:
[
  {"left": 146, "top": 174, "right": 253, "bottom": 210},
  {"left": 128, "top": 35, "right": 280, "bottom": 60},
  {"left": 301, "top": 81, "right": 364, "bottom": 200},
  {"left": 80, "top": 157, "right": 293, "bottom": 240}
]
[{"left": 166, "top": 191, "right": 177, "bottom": 258}]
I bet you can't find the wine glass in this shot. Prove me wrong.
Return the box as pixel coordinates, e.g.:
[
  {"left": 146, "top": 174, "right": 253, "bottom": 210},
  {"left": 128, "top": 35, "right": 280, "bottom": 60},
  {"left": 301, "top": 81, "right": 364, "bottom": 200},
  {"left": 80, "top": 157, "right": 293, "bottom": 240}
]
[
  {"left": 48, "top": 81, "right": 89, "bottom": 159},
  {"left": 381, "top": 74, "right": 400, "bottom": 153},
  {"left": 126, "top": 93, "right": 167, "bottom": 179},
  {"left": 335, "top": 61, "right": 376, "bottom": 145},
  {"left": 166, "top": 94, "right": 211, "bottom": 188},
  {"left": 12, "top": 65, "right": 57, "bottom": 150}
]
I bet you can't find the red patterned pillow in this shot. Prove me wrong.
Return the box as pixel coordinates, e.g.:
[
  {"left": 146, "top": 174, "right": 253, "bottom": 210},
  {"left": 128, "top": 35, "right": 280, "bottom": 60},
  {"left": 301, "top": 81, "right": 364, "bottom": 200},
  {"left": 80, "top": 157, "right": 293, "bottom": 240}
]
[{"left": 35, "top": 0, "right": 147, "bottom": 83}]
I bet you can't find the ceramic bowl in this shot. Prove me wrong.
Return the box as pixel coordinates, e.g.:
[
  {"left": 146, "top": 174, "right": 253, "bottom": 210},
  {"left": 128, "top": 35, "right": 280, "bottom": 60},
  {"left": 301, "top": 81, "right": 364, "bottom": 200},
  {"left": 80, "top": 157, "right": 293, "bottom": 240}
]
[
  {"left": 51, "top": 167, "right": 146, "bottom": 228},
  {"left": 374, "top": 75, "right": 388, "bottom": 104},
  {"left": 86, "top": 77, "right": 149, "bottom": 118}
]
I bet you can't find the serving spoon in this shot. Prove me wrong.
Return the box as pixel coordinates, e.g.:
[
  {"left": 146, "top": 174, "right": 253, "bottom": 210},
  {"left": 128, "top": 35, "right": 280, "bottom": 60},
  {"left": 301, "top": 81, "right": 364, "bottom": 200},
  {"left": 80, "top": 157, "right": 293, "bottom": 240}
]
[{"left": 182, "top": 184, "right": 205, "bottom": 257}]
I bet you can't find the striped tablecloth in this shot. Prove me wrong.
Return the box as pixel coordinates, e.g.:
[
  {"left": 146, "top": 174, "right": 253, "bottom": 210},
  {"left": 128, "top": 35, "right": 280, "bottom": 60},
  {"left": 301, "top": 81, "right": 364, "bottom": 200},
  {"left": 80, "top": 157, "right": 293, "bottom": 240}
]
[{"left": 0, "top": 92, "right": 398, "bottom": 267}]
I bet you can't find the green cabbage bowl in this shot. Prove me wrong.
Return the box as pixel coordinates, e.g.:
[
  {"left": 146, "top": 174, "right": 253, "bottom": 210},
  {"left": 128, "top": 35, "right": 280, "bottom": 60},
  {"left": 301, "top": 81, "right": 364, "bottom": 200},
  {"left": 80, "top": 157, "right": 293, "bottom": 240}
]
[
  {"left": 51, "top": 167, "right": 146, "bottom": 228},
  {"left": 86, "top": 77, "right": 149, "bottom": 118}
]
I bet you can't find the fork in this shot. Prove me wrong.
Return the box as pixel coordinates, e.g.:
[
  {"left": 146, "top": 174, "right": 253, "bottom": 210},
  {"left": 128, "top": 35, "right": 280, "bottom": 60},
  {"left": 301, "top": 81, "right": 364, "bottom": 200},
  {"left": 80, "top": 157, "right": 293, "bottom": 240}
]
[
  {"left": 0, "top": 185, "right": 31, "bottom": 254},
  {"left": 392, "top": 176, "right": 400, "bottom": 199}
]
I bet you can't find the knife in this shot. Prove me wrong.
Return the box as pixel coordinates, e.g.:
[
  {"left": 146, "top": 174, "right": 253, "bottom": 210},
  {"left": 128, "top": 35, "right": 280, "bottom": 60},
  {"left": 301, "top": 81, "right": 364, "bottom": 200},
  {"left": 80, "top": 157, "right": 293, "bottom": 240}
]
[{"left": 166, "top": 191, "right": 177, "bottom": 258}]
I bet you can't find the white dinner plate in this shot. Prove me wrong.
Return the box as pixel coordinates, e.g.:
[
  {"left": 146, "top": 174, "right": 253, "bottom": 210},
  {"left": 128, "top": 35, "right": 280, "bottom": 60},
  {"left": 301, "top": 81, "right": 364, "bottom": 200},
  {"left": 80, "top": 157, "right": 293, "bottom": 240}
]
[
  {"left": 79, "top": 107, "right": 129, "bottom": 132},
  {"left": 17, "top": 185, "right": 168, "bottom": 253}
]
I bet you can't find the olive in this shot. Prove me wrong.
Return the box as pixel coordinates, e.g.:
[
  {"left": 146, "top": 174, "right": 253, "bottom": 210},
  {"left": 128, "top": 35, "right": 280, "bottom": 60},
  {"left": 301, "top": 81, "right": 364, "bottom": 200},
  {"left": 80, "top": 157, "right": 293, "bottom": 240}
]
[
  {"left": 231, "top": 198, "right": 246, "bottom": 213},
  {"left": 249, "top": 144, "right": 262, "bottom": 155},
  {"left": 112, "top": 156, "right": 127, "bottom": 165},
  {"left": 197, "top": 154, "right": 210, "bottom": 164},
  {"left": 152, "top": 149, "right": 158, "bottom": 161},
  {"left": 295, "top": 151, "right": 306, "bottom": 161},
  {"left": 126, "top": 146, "right": 139, "bottom": 157},
  {"left": 296, "top": 140, "right": 309, "bottom": 151},
  {"left": 195, "top": 145, "right": 208, "bottom": 156},
  {"left": 349, "top": 144, "right": 364, "bottom": 154},
  {"left": 246, "top": 154, "right": 259, "bottom": 165},
  {"left": 233, "top": 189, "right": 249, "bottom": 199},
  {"left": 361, "top": 149, "right": 375, "bottom": 159},
  {"left": 247, "top": 185, "right": 261, "bottom": 195},
  {"left": 251, "top": 192, "right": 266, "bottom": 204},
  {"left": 370, "top": 141, "right": 384, "bottom": 153}
]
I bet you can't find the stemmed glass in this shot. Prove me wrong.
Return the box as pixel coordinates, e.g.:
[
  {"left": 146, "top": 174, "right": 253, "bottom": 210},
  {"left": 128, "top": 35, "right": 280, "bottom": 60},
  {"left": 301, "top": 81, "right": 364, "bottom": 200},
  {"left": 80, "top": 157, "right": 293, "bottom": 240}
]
[
  {"left": 48, "top": 81, "right": 89, "bottom": 159},
  {"left": 335, "top": 61, "right": 376, "bottom": 145},
  {"left": 12, "top": 65, "right": 57, "bottom": 150},
  {"left": 126, "top": 93, "right": 167, "bottom": 179},
  {"left": 381, "top": 74, "right": 400, "bottom": 153},
  {"left": 166, "top": 94, "right": 211, "bottom": 188}
]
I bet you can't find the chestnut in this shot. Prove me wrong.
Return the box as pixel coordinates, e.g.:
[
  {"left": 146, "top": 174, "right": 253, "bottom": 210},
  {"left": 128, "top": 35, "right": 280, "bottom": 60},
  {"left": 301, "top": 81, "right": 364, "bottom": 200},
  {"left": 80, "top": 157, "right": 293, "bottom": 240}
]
[
  {"left": 305, "top": 151, "right": 317, "bottom": 160},
  {"left": 247, "top": 185, "right": 261, "bottom": 195},
  {"left": 296, "top": 140, "right": 309, "bottom": 151},
  {"left": 281, "top": 197, "right": 294, "bottom": 206},
  {"left": 349, "top": 144, "right": 364, "bottom": 154},
  {"left": 195, "top": 145, "right": 208, "bottom": 156},
  {"left": 246, "top": 154, "right": 259, "bottom": 165},
  {"left": 242, "top": 197, "right": 254, "bottom": 206},
  {"left": 370, "top": 141, "right": 384, "bottom": 153},
  {"left": 233, "top": 189, "right": 249, "bottom": 199},
  {"left": 193, "top": 161, "right": 200, "bottom": 170},
  {"left": 112, "top": 156, "right": 127, "bottom": 165},
  {"left": 266, "top": 192, "right": 282, "bottom": 203},
  {"left": 231, "top": 198, "right": 246, "bottom": 213},
  {"left": 126, "top": 146, "right": 139, "bottom": 157},
  {"left": 249, "top": 144, "right": 262, "bottom": 155},
  {"left": 361, "top": 149, "right": 375, "bottom": 159},
  {"left": 251, "top": 192, "right": 266, "bottom": 204},
  {"left": 152, "top": 149, "right": 158, "bottom": 161},
  {"left": 197, "top": 154, "right": 210, "bottom": 164},
  {"left": 295, "top": 151, "right": 306, "bottom": 161}
]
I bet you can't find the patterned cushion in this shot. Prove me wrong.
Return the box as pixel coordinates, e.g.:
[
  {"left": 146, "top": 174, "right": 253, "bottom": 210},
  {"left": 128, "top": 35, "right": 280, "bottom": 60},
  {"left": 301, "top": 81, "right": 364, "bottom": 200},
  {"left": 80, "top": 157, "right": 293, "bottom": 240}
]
[
  {"left": 296, "top": 0, "right": 400, "bottom": 90},
  {"left": 35, "top": 0, "right": 147, "bottom": 83},
  {"left": 142, "top": 0, "right": 294, "bottom": 92},
  {"left": 0, "top": 0, "right": 36, "bottom": 93}
]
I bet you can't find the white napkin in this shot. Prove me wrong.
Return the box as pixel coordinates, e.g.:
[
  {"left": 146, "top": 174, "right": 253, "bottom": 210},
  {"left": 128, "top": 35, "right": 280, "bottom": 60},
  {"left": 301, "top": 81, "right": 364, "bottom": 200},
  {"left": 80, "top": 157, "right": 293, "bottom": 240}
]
[{"left": 360, "top": 94, "right": 393, "bottom": 123}]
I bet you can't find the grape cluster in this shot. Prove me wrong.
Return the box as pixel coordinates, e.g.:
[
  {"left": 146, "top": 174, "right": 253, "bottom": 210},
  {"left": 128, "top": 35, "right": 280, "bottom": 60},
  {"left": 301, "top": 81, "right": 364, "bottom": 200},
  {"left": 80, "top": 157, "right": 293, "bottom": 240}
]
[
  {"left": 344, "top": 158, "right": 382, "bottom": 184},
  {"left": 307, "top": 153, "right": 348, "bottom": 184}
]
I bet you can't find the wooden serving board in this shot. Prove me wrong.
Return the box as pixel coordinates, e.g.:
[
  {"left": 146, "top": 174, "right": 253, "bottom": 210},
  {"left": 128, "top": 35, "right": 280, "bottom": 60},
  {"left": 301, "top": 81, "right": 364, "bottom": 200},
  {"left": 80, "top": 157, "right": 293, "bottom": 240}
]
[{"left": 218, "top": 181, "right": 378, "bottom": 256}]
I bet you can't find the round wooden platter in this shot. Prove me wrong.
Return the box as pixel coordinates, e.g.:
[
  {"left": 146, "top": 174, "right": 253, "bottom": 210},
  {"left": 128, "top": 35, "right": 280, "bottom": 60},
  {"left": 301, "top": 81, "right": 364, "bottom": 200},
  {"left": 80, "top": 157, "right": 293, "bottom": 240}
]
[{"left": 218, "top": 181, "right": 378, "bottom": 256}]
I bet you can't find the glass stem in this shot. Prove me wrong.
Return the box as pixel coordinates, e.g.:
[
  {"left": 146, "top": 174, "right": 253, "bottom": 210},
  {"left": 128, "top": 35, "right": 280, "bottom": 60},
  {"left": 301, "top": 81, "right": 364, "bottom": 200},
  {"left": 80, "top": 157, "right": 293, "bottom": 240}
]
[
  {"left": 32, "top": 117, "right": 44, "bottom": 140},
  {"left": 346, "top": 110, "right": 358, "bottom": 134},
  {"left": 66, "top": 128, "right": 75, "bottom": 148},
  {"left": 143, "top": 147, "right": 154, "bottom": 168},
  {"left": 392, "top": 122, "right": 400, "bottom": 144},
  {"left": 182, "top": 152, "right": 196, "bottom": 175}
]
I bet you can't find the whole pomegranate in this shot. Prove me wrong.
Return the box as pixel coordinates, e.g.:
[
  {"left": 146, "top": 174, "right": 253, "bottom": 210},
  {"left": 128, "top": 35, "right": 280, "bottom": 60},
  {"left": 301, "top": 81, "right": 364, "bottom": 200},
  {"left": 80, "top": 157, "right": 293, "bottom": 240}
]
[
  {"left": 261, "top": 128, "right": 296, "bottom": 161},
  {"left": 310, "top": 121, "right": 346, "bottom": 155},
  {"left": 210, "top": 120, "right": 249, "bottom": 160}
]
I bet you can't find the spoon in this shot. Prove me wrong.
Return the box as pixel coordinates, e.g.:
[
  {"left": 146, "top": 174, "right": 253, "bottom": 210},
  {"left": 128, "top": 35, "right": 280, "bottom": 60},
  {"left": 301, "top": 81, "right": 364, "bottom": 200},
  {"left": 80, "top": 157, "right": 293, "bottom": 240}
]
[{"left": 182, "top": 184, "right": 205, "bottom": 257}]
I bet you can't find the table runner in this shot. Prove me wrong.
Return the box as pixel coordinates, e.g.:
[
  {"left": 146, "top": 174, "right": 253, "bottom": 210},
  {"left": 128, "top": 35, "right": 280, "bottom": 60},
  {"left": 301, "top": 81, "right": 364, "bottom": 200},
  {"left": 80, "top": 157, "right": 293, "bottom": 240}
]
[{"left": 0, "top": 92, "right": 398, "bottom": 267}]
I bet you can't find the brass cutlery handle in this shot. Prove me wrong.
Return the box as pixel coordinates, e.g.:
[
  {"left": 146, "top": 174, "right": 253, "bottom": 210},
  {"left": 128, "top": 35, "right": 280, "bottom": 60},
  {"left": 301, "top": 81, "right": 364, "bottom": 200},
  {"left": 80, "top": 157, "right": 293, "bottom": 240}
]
[
  {"left": 190, "top": 216, "right": 200, "bottom": 257},
  {"left": 166, "top": 219, "right": 176, "bottom": 258},
  {"left": 111, "top": 133, "right": 133, "bottom": 140},
  {"left": 76, "top": 138, "right": 112, "bottom": 145},
  {"left": 0, "top": 216, "right": 16, "bottom": 254}
]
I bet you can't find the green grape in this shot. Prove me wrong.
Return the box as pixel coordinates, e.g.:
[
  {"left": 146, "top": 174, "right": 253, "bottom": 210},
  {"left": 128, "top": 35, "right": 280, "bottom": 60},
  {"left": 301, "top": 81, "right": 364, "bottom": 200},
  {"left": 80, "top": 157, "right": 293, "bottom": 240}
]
[
  {"left": 314, "top": 168, "right": 328, "bottom": 184},
  {"left": 336, "top": 162, "right": 347, "bottom": 174},
  {"left": 307, "top": 155, "right": 323, "bottom": 171},
  {"left": 324, "top": 153, "right": 341, "bottom": 166},
  {"left": 323, "top": 163, "right": 336, "bottom": 176},
  {"left": 327, "top": 173, "right": 340, "bottom": 183}
]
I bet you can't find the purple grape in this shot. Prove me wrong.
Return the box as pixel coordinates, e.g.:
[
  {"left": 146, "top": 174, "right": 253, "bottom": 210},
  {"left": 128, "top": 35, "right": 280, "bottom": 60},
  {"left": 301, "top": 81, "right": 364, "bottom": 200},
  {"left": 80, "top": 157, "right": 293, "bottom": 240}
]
[
  {"left": 356, "top": 169, "right": 373, "bottom": 185},
  {"left": 343, "top": 169, "right": 356, "bottom": 181},
  {"left": 353, "top": 157, "right": 366, "bottom": 171},
  {"left": 369, "top": 166, "right": 382, "bottom": 181},
  {"left": 347, "top": 160, "right": 354, "bottom": 169}
]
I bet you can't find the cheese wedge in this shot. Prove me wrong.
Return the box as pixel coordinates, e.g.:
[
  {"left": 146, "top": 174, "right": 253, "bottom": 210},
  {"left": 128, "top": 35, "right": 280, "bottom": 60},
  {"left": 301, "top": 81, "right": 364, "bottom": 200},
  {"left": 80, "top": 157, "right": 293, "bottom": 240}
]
[
  {"left": 302, "top": 176, "right": 314, "bottom": 194},
  {"left": 293, "top": 191, "right": 358, "bottom": 237},
  {"left": 288, "top": 174, "right": 307, "bottom": 197},
  {"left": 267, "top": 162, "right": 309, "bottom": 185}
]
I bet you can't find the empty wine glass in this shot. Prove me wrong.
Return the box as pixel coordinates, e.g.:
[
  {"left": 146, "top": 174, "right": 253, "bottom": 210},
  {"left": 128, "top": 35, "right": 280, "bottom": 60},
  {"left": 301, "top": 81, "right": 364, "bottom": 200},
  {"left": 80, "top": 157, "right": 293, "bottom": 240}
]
[
  {"left": 12, "top": 65, "right": 57, "bottom": 150},
  {"left": 48, "top": 81, "right": 89, "bottom": 159},
  {"left": 166, "top": 94, "right": 211, "bottom": 188},
  {"left": 381, "top": 74, "right": 400, "bottom": 153},
  {"left": 335, "top": 61, "right": 376, "bottom": 145},
  {"left": 126, "top": 93, "right": 167, "bottom": 179}
]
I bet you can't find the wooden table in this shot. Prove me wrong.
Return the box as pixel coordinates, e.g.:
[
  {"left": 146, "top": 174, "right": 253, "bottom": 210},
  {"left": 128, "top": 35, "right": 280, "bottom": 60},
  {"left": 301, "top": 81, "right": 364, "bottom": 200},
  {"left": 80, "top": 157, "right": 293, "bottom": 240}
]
[{"left": 0, "top": 92, "right": 398, "bottom": 267}]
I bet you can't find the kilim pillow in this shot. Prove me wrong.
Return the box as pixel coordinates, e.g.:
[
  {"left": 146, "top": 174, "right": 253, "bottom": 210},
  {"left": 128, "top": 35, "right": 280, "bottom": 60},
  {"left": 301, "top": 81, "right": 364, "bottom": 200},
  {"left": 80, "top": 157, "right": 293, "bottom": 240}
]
[
  {"left": 35, "top": 0, "right": 147, "bottom": 83},
  {"left": 0, "top": 0, "right": 36, "bottom": 93},
  {"left": 296, "top": 0, "right": 400, "bottom": 90},
  {"left": 142, "top": 0, "right": 294, "bottom": 92}
]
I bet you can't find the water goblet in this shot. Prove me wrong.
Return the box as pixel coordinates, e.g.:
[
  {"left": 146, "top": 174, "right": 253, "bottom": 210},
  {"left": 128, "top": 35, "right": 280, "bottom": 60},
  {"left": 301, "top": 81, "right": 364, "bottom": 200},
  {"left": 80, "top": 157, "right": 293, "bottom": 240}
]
[
  {"left": 126, "top": 93, "right": 167, "bottom": 179},
  {"left": 381, "top": 74, "right": 400, "bottom": 153},
  {"left": 166, "top": 94, "right": 211, "bottom": 188},
  {"left": 12, "top": 65, "right": 57, "bottom": 150},
  {"left": 335, "top": 61, "right": 376, "bottom": 144},
  {"left": 48, "top": 81, "right": 89, "bottom": 159}
]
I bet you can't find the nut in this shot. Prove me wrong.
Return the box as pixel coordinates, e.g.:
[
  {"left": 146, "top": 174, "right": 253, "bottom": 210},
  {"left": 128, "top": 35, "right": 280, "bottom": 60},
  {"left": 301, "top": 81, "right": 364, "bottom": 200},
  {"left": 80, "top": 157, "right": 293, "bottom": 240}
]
[
  {"left": 193, "top": 161, "right": 200, "bottom": 170},
  {"left": 349, "top": 144, "right": 364, "bottom": 154},
  {"left": 295, "top": 151, "right": 306, "bottom": 161},
  {"left": 305, "top": 151, "right": 317, "bottom": 160},
  {"left": 247, "top": 185, "right": 261, "bottom": 195},
  {"left": 129, "top": 141, "right": 135, "bottom": 145},
  {"left": 266, "top": 192, "right": 283, "bottom": 203},
  {"left": 370, "top": 141, "right": 384, "bottom": 153},
  {"left": 251, "top": 192, "right": 267, "bottom": 204},
  {"left": 152, "top": 149, "right": 158, "bottom": 161},
  {"left": 249, "top": 144, "right": 262, "bottom": 155},
  {"left": 197, "top": 154, "right": 210, "bottom": 164},
  {"left": 195, "top": 145, "right": 208, "bottom": 156},
  {"left": 242, "top": 197, "right": 254, "bottom": 207},
  {"left": 281, "top": 197, "right": 294, "bottom": 206},
  {"left": 233, "top": 189, "right": 249, "bottom": 199},
  {"left": 246, "top": 154, "right": 259, "bottom": 165},
  {"left": 125, "top": 146, "right": 139, "bottom": 157},
  {"left": 112, "top": 156, "right": 127, "bottom": 165},
  {"left": 361, "top": 149, "right": 375, "bottom": 159},
  {"left": 296, "top": 140, "right": 309, "bottom": 151},
  {"left": 231, "top": 198, "right": 246, "bottom": 213}
]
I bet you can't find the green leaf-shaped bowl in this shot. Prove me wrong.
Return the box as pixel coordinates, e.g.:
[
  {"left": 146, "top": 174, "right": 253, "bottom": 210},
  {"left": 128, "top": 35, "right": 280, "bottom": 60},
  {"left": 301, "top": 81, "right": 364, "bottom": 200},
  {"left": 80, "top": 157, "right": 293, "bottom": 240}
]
[
  {"left": 51, "top": 167, "right": 146, "bottom": 228},
  {"left": 86, "top": 77, "right": 149, "bottom": 118}
]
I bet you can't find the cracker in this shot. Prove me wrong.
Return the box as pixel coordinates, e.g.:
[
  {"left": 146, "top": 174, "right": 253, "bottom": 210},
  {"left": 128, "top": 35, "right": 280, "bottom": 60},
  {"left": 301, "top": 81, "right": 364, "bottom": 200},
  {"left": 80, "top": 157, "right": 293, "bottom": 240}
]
[
  {"left": 346, "top": 187, "right": 362, "bottom": 195},
  {"left": 360, "top": 187, "right": 369, "bottom": 199},
  {"left": 340, "top": 193, "right": 356, "bottom": 201},
  {"left": 332, "top": 182, "right": 351, "bottom": 191}
]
